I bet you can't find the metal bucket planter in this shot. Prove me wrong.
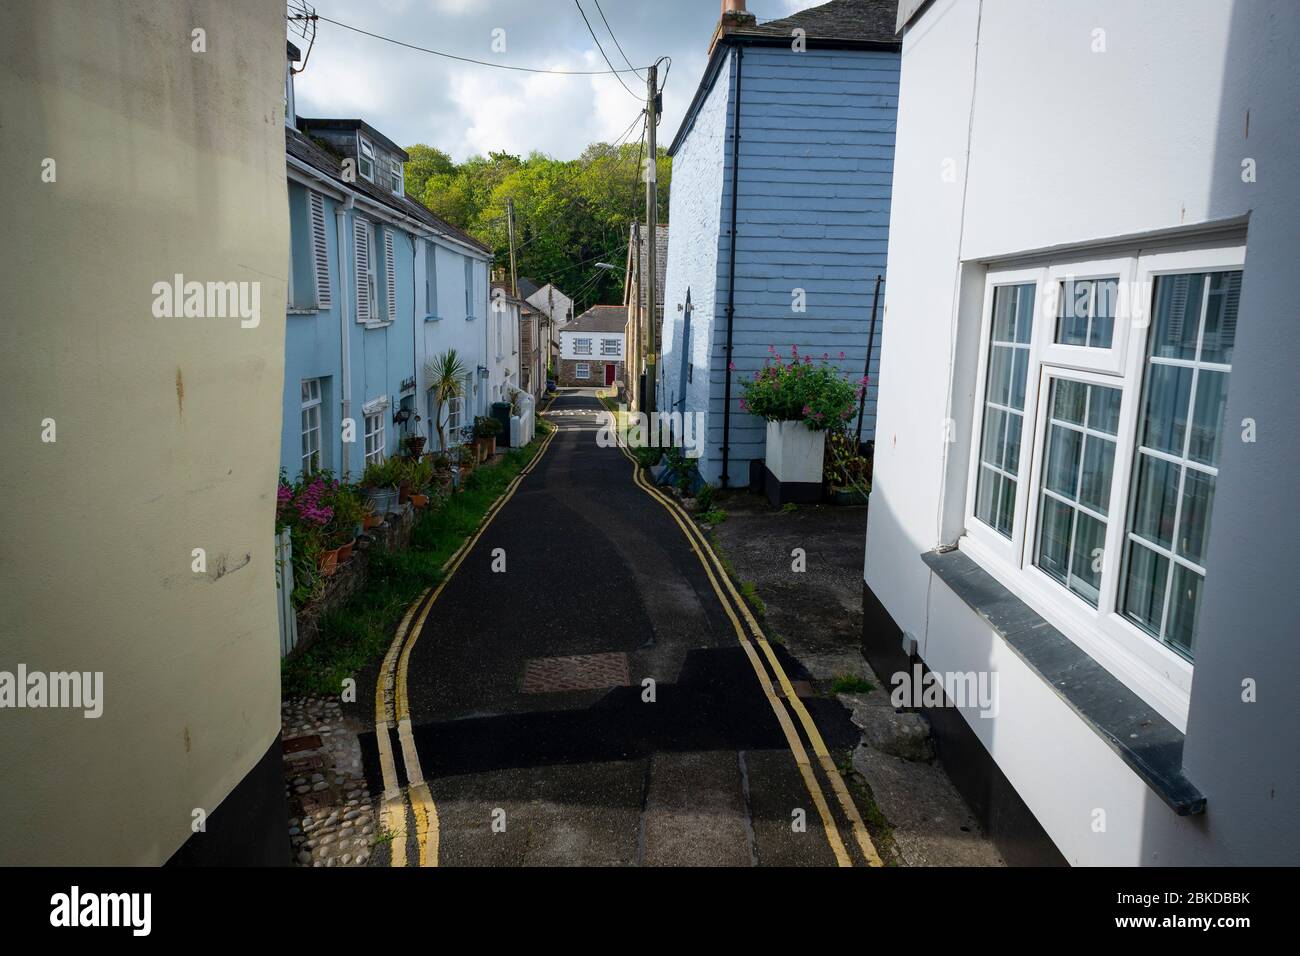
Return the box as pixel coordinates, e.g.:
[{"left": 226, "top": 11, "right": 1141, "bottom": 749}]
[{"left": 363, "top": 486, "right": 398, "bottom": 517}]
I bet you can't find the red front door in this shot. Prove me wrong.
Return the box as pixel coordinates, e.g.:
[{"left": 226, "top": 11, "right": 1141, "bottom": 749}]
[{"left": 605, "top": 363, "right": 616, "bottom": 386}]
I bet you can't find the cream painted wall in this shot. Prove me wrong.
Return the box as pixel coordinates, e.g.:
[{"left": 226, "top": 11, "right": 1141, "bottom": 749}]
[{"left": 0, "top": 0, "right": 288, "bottom": 863}]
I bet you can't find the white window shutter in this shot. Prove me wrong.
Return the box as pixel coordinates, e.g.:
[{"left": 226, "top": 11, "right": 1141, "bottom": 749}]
[
  {"left": 309, "top": 191, "right": 331, "bottom": 308},
  {"left": 354, "top": 218, "right": 370, "bottom": 324},
  {"left": 384, "top": 229, "right": 397, "bottom": 321}
]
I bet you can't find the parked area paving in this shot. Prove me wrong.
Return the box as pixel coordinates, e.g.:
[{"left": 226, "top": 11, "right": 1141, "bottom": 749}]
[
  {"left": 710, "top": 494, "right": 1004, "bottom": 867},
  {"left": 354, "top": 389, "right": 885, "bottom": 866}
]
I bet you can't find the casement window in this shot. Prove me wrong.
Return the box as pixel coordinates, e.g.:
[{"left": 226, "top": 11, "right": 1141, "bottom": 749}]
[
  {"left": 446, "top": 395, "right": 464, "bottom": 441},
  {"left": 300, "top": 378, "right": 323, "bottom": 474},
  {"left": 363, "top": 411, "right": 385, "bottom": 465},
  {"left": 425, "top": 242, "right": 439, "bottom": 318},
  {"left": 357, "top": 135, "right": 375, "bottom": 182},
  {"left": 388, "top": 156, "right": 404, "bottom": 195},
  {"left": 575, "top": 363, "right": 591, "bottom": 379},
  {"left": 963, "top": 244, "right": 1244, "bottom": 723},
  {"left": 600, "top": 338, "right": 621, "bottom": 357},
  {"left": 308, "top": 191, "right": 331, "bottom": 309},
  {"left": 574, "top": 337, "right": 593, "bottom": 356}
]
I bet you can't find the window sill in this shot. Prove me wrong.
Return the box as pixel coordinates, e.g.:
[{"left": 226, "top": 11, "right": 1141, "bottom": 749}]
[
  {"left": 921, "top": 547, "right": 1206, "bottom": 816},
  {"left": 465, "top": 315, "right": 476, "bottom": 322},
  {"left": 287, "top": 307, "right": 320, "bottom": 315},
  {"left": 424, "top": 314, "right": 442, "bottom": 323},
  {"left": 361, "top": 320, "right": 393, "bottom": 331}
]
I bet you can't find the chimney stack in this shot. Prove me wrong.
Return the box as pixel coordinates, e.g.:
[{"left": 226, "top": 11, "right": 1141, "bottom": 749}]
[{"left": 711, "top": 0, "right": 757, "bottom": 53}]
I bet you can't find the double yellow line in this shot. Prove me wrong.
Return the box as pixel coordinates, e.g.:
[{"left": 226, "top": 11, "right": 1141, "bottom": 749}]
[
  {"left": 612, "top": 428, "right": 882, "bottom": 868},
  {"left": 374, "top": 411, "right": 559, "bottom": 867}
]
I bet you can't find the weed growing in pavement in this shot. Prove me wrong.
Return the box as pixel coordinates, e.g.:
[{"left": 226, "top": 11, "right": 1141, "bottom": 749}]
[
  {"left": 781, "top": 502, "right": 798, "bottom": 513},
  {"left": 281, "top": 438, "right": 546, "bottom": 697},
  {"left": 700, "top": 509, "right": 728, "bottom": 526},
  {"left": 831, "top": 673, "right": 874, "bottom": 694}
]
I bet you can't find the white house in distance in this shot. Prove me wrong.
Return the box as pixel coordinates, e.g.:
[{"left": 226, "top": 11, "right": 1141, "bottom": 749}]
[
  {"left": 558, "top": 305, "right": 626, "bottom": 388},
  {"left": 865, "top": 0, "right": 1300, "bottom": 865},
  {"left": 525, "top": 280, "right": 575, "bottom": 373}
]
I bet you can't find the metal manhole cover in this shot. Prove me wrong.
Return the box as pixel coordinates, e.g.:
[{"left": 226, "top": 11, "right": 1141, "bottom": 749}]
[
  {"left": 521, "top": 652, "right": 630, "bottom": 693},
  {"left": 283, "top": 734, "right": 323, "bottom": 754}
]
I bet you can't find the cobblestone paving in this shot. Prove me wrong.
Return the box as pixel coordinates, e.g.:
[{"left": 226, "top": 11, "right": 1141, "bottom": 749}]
[{"left": 282, "top": 697, "right": 379, "bottom": 867}]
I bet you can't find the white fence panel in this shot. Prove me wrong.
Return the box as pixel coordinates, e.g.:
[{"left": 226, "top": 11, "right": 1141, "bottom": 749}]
[{"left": 275, "top": 528, "right": 299, "bottom": 658}]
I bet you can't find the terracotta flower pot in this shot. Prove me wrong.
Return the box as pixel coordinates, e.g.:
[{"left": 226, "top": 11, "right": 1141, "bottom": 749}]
[
  {"left": 318, "top": 547, "right": 339, "bottom": 576},
  {"left": 410, "top": 493, "right": 429, "bottom": 509},
  {"left": 398, "top": 481, "right": 411, "bottom": 504},
  {"left": 335, "top": 539, "right": 355, "bottom": 563}
]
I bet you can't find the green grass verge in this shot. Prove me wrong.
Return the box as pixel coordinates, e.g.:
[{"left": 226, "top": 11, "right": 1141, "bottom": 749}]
[{"left": 281, "top": 435, "right": 548, "bottom": 698}]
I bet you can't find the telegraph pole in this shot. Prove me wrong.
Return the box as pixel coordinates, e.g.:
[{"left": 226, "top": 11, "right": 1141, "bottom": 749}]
[
  {"left": 644, "top": 62, "right": 659, "bottom": 414},
  {"left": 506, "top": 197, "right": 518, "bottom": 297}
]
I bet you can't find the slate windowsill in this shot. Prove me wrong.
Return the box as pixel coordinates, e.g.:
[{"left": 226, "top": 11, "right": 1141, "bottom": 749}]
[{"left": 922, "top": 548, "right": 1206, "bottom": 816}]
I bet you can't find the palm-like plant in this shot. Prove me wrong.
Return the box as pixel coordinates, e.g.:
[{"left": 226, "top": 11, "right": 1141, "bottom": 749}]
[{"left": 424, "top": 348, "right": 469, "bottom": 453}]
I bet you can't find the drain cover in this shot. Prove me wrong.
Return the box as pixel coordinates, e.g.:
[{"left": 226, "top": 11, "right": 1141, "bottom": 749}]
[{"left": 522, "top": 652, "right": 630, "bottom": 693}]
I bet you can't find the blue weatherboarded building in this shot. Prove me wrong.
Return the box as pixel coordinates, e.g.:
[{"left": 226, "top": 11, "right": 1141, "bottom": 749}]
[{"left": 658, "top": 0, "right": 899, "bottom": 487}]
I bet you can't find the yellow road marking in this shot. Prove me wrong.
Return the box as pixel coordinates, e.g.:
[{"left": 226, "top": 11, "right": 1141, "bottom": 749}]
[
  {"left": 375, "top": 405, "right": 559, "bottom": 867},
  {"left": 614, "top": 435, "right": 856, "bottom": 867}
]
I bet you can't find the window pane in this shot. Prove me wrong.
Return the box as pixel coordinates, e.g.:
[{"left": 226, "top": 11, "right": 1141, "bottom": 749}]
[
  {"left": 1037, "top": 496, "right": 1073, "bottom": 583},
  {"left": 1087, "top": 382, "right": 1122, "bottom": 435},
  {"left": 1151, "top": 273, "right": 1204, "bottom": 360},
  {"left": 1139, "top": 363, "right": 1192, "bottom": 455},
  {"left": 1014, "top": 284, "right": 1034, "bottom": 343},
  {"left": 1188, "top": 369, "right": 1228, "bottom": 466},
  {"left": 995, "top": 475, "right": 1016, "bottom": 536},
  {"left": 1069, "top": 511, "right": 1106, "bottom": 604},
  {"left": 1089, "top": 277, "right": 1117, "bottom": 348},
  {"left": 1123, "top": 542, "right": 1169, "bottom": 635},
  {"left": 1200, "top": 271, "right": 1240, "bottom": 364},
  {"left": 981, "top": 407, "right": 1007, "bottom": 468},
  {"left": 1052, "top": 378, "right": 1087, "bottom": 425},
  {"left": 1130, "top": 453, "right": 1179, "bottom": 550},
  {"left": 1056, "top": 280, "right": 1089, "bottom": 346},
  {"left": 1165, "top": 564, "right": 1203, "bottom": 658},
  {"left": 1078, "top": 436, "right": 1115, "bottom": 515},
  {"left": 1044, "top": 426, "right": 1081, "bottom": 498},
  {"left": 1178, "top": 469, "right": 1215, "bottom": 565},
  {"left": 1009, "top": 348, "right": 1030, "bottom": 409},
  {"left": 1005, "top": 412, "right": 1023, "bottom": 473}
]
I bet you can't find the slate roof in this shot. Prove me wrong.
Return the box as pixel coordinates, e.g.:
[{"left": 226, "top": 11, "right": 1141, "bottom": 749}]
[
  {"left": 734, "top": 0, "right": 899, "bottom": 45},
  {"left": 565, "top": 305, "right": 628, "bottom": 334},
  {"left": 286, "top": 122, "right": 490, "bottom": 255},
  {"left": 516, "top": 276, "right": 541, "bottom": 299}
]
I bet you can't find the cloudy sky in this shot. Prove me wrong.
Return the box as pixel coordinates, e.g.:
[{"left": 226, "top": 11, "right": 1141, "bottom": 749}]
[{"left": 291, "top": 0, "right": 807, "bottom": 161}]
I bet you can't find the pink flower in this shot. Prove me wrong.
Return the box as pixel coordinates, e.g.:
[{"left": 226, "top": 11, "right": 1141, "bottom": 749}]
[
  {"left": 838, "top": 351, "right": 846, "bottom": 360},
  {"left": 823, "top": 352, "right": 829, "bottom": 360},
  {"left": 728, "top": 361, "right": 736, "bottom": 371},
  {"left": 768, "top": 344, "right": 777, "bottom": 354},
  {"left": 739, "top": 398, "right": 749, "bottom": 412},
  {"left": 802, "top": 404, "right": 812, "bottom": 415},
  {"left": 859, "top": 375, "right": 870, "bottom": 385}
]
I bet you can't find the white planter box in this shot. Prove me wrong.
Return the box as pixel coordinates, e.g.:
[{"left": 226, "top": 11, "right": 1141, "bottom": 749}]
[{"left": 764, "top": 420, "right": 825, "bottom": 505}]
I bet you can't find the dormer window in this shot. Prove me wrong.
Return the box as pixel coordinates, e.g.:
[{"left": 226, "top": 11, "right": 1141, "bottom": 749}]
[
  {"left": 388, "top": 157, "right": 404, "bottom": 196},
  {"left": 357, "top": 134, "right": 375, "bottom": 182}
]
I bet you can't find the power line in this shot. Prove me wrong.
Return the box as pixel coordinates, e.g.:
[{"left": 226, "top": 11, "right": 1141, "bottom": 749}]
[
  {"left": 573, "top": 1, "right": 641, "bottom": 100},
  {"left": 290, "top": 12, "right": 649, "bottom": 75},
  {"left": 593, "top": 0, "right": 645, "bottom": 80}
]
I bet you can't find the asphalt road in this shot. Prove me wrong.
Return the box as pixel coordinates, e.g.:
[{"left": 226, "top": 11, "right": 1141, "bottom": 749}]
[{"left": 360, "top": 389, "right": 867, "bottom": 866}]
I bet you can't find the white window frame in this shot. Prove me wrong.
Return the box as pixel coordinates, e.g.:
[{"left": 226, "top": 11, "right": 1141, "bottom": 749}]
[
  {"left": 300, "top": 378, "right": 322, "bottom": 474},
  {"left": 960, "top": 243, "right": 1245, "bottom": 730},
  {"left": 575, "top": 363, "right": 590, "bottom": 380},
  {"left": 574, "top": 337, "right": 593, "bottom": 356},
  {"left": 388, "top": 156, "right": 404, "bottom": 195},
  {"left": 600, "top": 337, "right": 621, "bottom": 357},
  {"left": 425, "top": 242, "right": 439, "bottom": 319},
  {"left": 358, "top": 134, "right": 376, "bottom": 182},
  {"left": 363, "top": 410, "right": 386, "bottom": 465},
  {"left": 464, "top": 259, "right": 475, "bottom": 319},
  {"left": 445, "top": 395, "right": 464, "bottom": 442}
]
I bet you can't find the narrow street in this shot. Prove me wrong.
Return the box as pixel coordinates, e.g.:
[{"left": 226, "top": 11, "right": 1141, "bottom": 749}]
[{"left": 359, "top": 389, "right": 877, "bottom": 867}]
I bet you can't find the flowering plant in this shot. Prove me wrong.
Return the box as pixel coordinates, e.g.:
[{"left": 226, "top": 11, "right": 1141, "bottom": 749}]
[{"left": 737, "top": 346, "right": 863, "bottom": 432}]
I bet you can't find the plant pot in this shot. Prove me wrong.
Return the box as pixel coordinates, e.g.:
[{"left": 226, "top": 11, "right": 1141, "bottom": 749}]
[
  {"left": 763, "top": 420, "right": 826, "bottom": 507},
  {"left": 398, "top": 481, "right": 412, "bottom": 505},
  {"left": 831, "top": 487, "right": 868, "bottom": 506},
  {"left": 363, "top": 486, "right": 398, "bottom": 517},
  {"left": 484, "top": 436, "right": 496, "bottom": 458},
  {"left": 335, "top": 538, "right": 355, "bottom": 563},
  {"left": 403, "top": 436, "right": 427, "bottom": 458},
  {"left": 410, "top": 493, "right": 429, "bottom": 509},
  {"left": 318, "top": 547, "right": 339, "bottom": 576}
]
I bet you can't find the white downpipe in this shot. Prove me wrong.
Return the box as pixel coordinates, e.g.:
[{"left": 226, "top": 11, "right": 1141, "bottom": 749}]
[{"left": 335, "top": 194, "right": 355, "bottom": 479}]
